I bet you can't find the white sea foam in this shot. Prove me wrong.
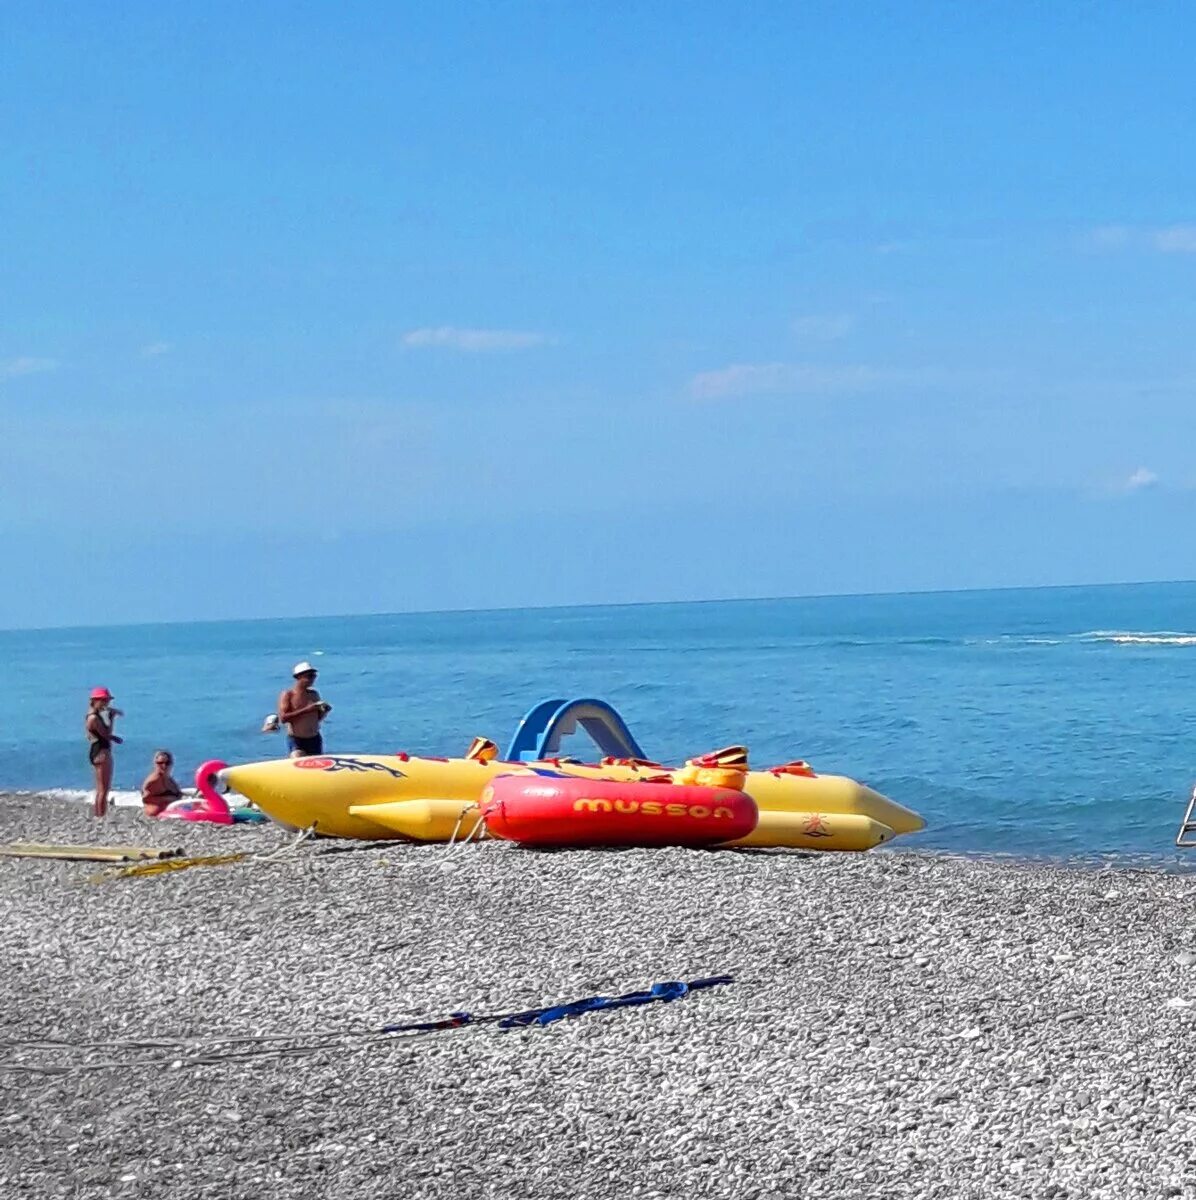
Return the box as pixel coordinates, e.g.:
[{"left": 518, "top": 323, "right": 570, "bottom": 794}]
[
  {"left": 984, "top": 631, "right": 1196, "bottom": 648},
  {"left": 35, "top": 788, "right": 146, "bottom": 808},
  {"left": 1077, "top": 630, "right": 1196, "bottom": 647}
]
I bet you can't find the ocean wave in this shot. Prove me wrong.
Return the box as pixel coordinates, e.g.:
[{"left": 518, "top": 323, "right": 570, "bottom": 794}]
[
  {"left": 1076, "top": 630, "right": 1196, "bottom": 647},
  {"left": 984, "top": 636, "right": 1064, "bottom": 646},
  {"left": 985, "top": 630, "right": 1196, "bottom": 648},
  {"left": 817, "top": 636, "right": 960, "bottom": 649}
]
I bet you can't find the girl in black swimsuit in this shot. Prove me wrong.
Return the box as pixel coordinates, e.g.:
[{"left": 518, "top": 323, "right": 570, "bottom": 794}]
[{"left": 85, "top": 688, "right": 123, "bottom": 818}]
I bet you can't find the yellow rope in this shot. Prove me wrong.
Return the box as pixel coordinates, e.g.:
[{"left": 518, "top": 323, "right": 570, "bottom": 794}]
[{"left": 90, "top": 852, "right": 247, "bottom": 883}]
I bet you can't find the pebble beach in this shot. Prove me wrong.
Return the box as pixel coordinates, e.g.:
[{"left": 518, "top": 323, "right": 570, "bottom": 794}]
[{"left": 3, "top": 795, "right": 1196, "bottom": 1199}]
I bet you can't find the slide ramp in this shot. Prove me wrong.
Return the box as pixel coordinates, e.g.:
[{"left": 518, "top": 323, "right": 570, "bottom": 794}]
[{"left": 505, "top": 697, "right": 647, "bottom": 763}]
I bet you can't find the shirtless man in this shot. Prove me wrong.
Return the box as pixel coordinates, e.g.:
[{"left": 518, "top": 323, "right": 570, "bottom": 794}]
[{"left": 278, "top": 662, "right": 332, "bottom": 757}]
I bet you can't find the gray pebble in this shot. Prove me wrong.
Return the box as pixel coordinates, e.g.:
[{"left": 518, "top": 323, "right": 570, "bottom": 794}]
[{"left": 0, "top": 794, "right": 1191, "bottom": 1200}]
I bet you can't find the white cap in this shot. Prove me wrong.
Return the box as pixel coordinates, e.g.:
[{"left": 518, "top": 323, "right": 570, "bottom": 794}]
[{"left": 292, "top": 661, "right": 317, "bottom": 677}]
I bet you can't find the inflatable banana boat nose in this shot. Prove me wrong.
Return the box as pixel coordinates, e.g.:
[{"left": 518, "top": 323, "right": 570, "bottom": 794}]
[
  {"left": 720, "top": 809, "right": 896, "bottom": 851},
  {"left": 220, "top": 753, "right": 503, "bottom": 840},
  {"left": 743, "top": 770, "right": 924, "bottom": 837}
]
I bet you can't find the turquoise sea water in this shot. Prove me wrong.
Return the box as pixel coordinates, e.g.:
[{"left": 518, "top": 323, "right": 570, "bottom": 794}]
[{"left": 5, "top": 582, "right": 1196, "bottom": 860}]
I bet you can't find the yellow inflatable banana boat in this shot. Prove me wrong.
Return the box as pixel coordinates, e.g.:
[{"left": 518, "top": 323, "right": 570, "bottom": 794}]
[{"left": 219, "top": 740, "right": 923, "bottom": 851}]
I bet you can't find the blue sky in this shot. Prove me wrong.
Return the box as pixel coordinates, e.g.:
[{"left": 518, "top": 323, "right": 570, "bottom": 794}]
[{"left": 2, "top": 2, "right": 1195, "bottom": 627}]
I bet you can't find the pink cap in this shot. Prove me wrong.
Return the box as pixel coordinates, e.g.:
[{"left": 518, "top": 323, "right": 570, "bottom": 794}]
[{"left": 90, "top": 687, "right": 112, "bottom": 701}]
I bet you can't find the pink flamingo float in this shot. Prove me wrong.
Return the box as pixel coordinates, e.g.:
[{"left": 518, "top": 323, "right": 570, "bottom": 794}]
[{"left": 159, "top": 760, "right": 268, "bottom": 825}]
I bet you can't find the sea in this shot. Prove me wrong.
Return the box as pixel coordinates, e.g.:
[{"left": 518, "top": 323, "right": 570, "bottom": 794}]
[{"left": 4, "top": 581, "right": 1196, "bottom": 863}]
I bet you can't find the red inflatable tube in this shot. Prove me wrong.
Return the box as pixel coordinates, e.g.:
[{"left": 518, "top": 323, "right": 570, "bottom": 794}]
[{"left": 481, "top": 774, "right": 758, "bottom": 848}]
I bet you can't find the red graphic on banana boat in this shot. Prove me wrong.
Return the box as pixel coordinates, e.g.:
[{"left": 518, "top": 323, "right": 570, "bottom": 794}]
[{"left": 294, "top": 757, "right": 335, "bottom": 770}]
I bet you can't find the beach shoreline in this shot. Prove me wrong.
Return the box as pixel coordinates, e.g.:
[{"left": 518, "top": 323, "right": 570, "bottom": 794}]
[
  {"left": 8, "top": 787, "right": 1193, "bottom": 875},
  {"left": 3, "top": 793, "right": 1196, "bottom": 1198}
]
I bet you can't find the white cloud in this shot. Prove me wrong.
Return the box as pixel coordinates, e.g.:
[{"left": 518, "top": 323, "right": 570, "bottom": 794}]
[
  {"left": 1122, "top": 467, "right": 1160, "bottom": 492},
  {"left": 140, "top": 341, "right": 173, "bottom": 357},
  {"left": 791, "top": 314, "right": 854, "bottom": 341},
  {"left": 1154, "top": 226, "right": 1196, "bottom": 254},
  {"left": 401, "top": 326, "right": 551, "bottom": 352},
  {"left": 0, "top": 356, "right": 58, "bottom": 379},
  {"left": 687, "top": 361, "right": 955, "bottom": 401},
  {"left": 1087, "top": 225, "right": 1132, "bottom": 250},
  {"left": 1082, "top": 224, "right": 1196, "bottom": 254}
]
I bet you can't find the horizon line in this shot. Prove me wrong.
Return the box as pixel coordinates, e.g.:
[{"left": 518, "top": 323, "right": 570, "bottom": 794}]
[{"left": 2, "top": 575, "right": 1194, "bottom": 637}]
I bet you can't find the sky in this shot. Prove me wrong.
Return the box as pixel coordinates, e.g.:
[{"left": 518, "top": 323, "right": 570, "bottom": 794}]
[{"left": 2, "top": 2, "right": 1195, "bottom": 628}]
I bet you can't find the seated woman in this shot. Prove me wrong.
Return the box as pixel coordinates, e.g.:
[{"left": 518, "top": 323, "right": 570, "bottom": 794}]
[{"left": 141, "top": 750, "right": 183, "bottom": 818}]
